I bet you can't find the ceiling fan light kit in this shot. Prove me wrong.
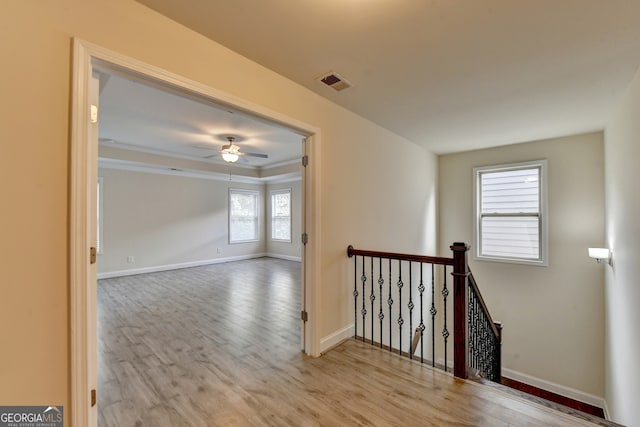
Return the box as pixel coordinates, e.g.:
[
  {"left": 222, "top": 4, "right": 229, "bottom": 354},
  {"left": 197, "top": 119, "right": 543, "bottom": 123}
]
[
  {"left": 219, "top": 136, "right": 268, "bottom": 163},
  {"left": 221, "top": 152, "right": 239, "bottom": 163}
]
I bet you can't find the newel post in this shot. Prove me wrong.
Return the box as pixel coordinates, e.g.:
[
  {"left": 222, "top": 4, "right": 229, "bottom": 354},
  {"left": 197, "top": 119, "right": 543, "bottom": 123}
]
[{"left": 451, "top": 242, "right": 470, "bottom": 379}]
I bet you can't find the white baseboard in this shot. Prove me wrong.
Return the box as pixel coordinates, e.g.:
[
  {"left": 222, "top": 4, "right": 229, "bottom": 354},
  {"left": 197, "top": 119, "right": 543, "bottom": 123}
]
[
  {"left": 266, "top": 253, "right": 302, "bottom": 262},
  {"left": 97, "top": 253, "right": 267, "bottom": 279},
  {"left": 602, "top": 399, "right": 611, "bottom": 420},
  {"left": 502, "top": 368, "right": 605, "bottom": 409},
  {"left": 320, "top": 324, "right": 354, "bottom": 354}
]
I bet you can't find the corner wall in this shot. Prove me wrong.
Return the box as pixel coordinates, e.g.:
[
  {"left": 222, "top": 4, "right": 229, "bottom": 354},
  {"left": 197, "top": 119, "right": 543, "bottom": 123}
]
[
  {"left": 604, "top": 66, "right": 640, "bottom": 426},
  {"left": 439, "top": 132, "right": 605, "bottom": 402}
]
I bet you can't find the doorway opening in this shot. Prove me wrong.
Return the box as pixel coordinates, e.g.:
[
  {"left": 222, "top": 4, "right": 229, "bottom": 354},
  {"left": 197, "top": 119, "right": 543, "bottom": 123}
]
[{"left": 71, "top": 39, "right": 319, "bottom": 427}]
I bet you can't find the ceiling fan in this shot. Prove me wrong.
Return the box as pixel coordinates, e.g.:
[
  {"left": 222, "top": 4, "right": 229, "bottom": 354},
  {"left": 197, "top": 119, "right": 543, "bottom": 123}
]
[{"left": 201, "top": 136, "right": 268, "bottom": 163}]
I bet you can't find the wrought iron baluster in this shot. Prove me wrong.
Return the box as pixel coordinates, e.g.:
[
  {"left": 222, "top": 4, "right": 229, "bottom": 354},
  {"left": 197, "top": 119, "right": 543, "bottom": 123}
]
[
  {"left": 430, "top": 264, "right": 437, "bottom": 367},
  {"left": 353, "top": 255, "right": 358, "bottom": 338},
  {"left": 397, "top": 260, "right": 404, "bottom": 356},
  {"left": 370, "top": 257, "right": 375, "bottom": 346},
  {"left": 472, "top": 290, "right": 478, "bottom": 372},
  {"left": 418, "top": 263, "right": 425, "bottom": 364},
  {"left": 361, "top": 257, "right": 367, "bottom": 343},
  {"left": 388, "top": 258, "right": 393, "bottom": 352},
  {"left": 408, "top": 261, "right": 413, "bottom": 359},
  {"left": 442, "top": 266, "right": 450, "bottom": 372},
  {"left": 378, "top": 258, "right": 384, "bottom": 349}
]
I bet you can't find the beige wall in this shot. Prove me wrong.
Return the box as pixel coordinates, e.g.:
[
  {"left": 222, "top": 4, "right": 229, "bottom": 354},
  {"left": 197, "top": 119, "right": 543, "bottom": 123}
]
[
  {"left": 98, "top": 168, "right": 266, "bottom": 275},
  {"left": 0, "top": 0, "right": 437, "bottom": 418},
  {"left": 439, "top": 132, "right": 605, "bottom": 398},
  {"left": 604, "top": 67, "right": 640, "bottom": 426},
  {"left": 266, "top": 181, "right": 302, "bottom": 260}
]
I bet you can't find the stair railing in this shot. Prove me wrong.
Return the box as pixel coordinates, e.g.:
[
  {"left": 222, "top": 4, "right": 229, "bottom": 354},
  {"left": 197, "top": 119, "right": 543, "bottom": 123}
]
[{"left": 347, "top": 242, "right": 502, "bottom": 382}]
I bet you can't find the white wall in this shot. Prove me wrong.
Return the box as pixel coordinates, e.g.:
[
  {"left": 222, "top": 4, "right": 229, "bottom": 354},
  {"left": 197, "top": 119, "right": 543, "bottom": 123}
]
[
  {"left": 604, "top": 67, "right": 640, "bottom": 426},
  {"left": 0, "top": 0, "right": 437, "bottom": 411},
  {"left": 97, "top": 167, "right": 266, "bottom": 275},
  {"left": 439, "top": 132, "right": 605, "bottom": 401},
  {"left": 266, "top": 181, "right": 302, "bottom": 261}
]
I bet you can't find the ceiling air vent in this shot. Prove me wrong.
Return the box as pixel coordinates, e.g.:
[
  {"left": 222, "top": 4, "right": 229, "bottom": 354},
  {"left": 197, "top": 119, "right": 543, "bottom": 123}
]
[{"left": 317, "top": 72, "right": 353, "bottom": 92}]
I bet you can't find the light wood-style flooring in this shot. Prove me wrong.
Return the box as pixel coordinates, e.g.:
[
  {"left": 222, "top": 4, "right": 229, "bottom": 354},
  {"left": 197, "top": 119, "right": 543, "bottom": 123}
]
[{"left": 98, "top": 258, "right": 608, "bottom": 426}]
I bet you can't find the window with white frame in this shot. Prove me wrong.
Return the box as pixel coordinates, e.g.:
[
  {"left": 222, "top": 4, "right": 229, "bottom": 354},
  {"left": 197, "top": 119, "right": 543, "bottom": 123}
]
[
  {"left": 229, "top": 189, "right": 259, "bottom": 243},
  {"left": 271, "top": 189, "right": 291, "bottom": 242},
  {"left": 474, "top": 160, "right": 547, "bottom": 265}
]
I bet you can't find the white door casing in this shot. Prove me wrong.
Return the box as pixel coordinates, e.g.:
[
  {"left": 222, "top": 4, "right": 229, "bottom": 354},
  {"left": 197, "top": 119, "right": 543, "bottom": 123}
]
[{"left": 70, "top": 38, "right": 321, "bottom": 427}]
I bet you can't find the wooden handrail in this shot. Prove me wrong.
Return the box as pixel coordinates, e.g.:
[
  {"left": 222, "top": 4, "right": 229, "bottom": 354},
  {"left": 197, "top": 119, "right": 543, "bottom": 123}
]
[{"left": 347, "top": 245, "right": 454, "bottom": 266}]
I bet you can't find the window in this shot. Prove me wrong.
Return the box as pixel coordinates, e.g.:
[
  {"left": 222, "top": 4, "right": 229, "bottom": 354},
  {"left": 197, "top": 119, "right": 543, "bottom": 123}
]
[
  {"left": 97, "top": 177, "right": 103, "bottom": 254},
  {"left": 474, "top": 160, "right": 547, "bottom": 265},
  {"left": 271, "top": 189, "right": 291, "bottom": 242},
  {"left": 229, "top": 189, "right": 259, "bottom": 243}
]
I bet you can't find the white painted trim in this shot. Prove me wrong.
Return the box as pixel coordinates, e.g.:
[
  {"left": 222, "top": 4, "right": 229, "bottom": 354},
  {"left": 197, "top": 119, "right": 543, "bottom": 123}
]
[
  {"left": 502, "top": 368, "right": 605, "bottom": 409},
  {"left": 320, "top": 324, "right": 354, "bottom": 354},
  {"left": 98, "top": 157, "right": 262, "bottom": 184},
  {"left": 263, "top": 174, "right": 302, "bottom": 184},
  {"left": 71, "top": 38, "right": 322, "bottom": 427},
  {"left": 266, "top": 253, "right": 302, "bottom": 262},
  {"left": 97, "top": 253, "right": 267, "bottom": 279},
  {"left": 70, "top": 38, "right": 92, "bottom": 427},
  {"left": 603, "top": 399, "right": 611, "bottom": 420}
]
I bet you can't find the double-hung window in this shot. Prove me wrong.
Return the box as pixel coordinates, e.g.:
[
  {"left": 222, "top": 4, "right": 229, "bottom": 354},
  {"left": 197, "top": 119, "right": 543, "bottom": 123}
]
[
  {"left": 229, "top": 189, "right": 259, "bottom": 243},
  {"left": 474, "top": 160, "right": 547, "bottom": 265},
  {"left": 271, "top": 189, "right": 291, "bottom": 242}
]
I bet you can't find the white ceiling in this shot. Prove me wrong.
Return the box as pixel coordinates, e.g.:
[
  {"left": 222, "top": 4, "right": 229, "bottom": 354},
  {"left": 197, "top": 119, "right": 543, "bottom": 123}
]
[
  {"left": 136, "top": 0, "right": 640, "bottom": 154},
  {"left": 98, "top": 71, "right": 304, "bottom": 168}
]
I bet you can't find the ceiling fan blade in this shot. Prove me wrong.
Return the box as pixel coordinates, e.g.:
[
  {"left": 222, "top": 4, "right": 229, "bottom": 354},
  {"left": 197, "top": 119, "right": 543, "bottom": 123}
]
[
  {"left": 203, "top": 154, "right": 217, "bottom": 159},
  {"left": 243, "top": 152, "right": 269, "bottom": 159},
  {"left": 191, "top": 143, "right": 216, "bottom": 150}
]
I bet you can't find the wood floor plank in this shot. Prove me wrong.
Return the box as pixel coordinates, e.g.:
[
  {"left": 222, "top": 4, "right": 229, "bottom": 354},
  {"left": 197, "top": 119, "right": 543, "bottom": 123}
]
[{"left": 98, "top": 258, "right": 605, "bottom": 426}]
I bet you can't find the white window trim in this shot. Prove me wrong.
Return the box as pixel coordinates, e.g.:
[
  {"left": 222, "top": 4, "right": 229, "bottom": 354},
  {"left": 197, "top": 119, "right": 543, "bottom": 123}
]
[
  {"left": 270, "top": 188, "right": 292, "bottom": 243},
  {"left": 229, "top": 188, "right": 260, "bottom": 244},
  {"left": 473, "top": 159, "right": 548, "bottom": 266},
  {"left": 97, "top": 177, "right": 104, "bottom": 254}
]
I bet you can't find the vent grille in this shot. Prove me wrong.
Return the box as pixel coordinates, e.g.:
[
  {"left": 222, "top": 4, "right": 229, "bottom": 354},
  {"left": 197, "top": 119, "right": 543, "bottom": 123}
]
[{"left": 317, "top": 72, "right": 352, "bottom": 92}]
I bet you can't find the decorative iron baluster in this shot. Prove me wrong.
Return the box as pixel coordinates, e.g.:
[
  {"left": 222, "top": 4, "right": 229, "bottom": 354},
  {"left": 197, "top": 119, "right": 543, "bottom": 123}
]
[
  {"left": 469, "top": 288, "right": 476, "bottom": 372},
  {"left": 397, "top": 260, "right": 404, "bottom": 356},
  {"left": 370, "top": 257, "right": 375, "bottom": 345},
  {"left": 353, "top": 255, "right": 358, "bottom": 338},
  {"left": 468, "top": 288, "right": 473, "bottom": 371},
  {"left": 388, "top": 259, "right": 393, "bottom": 352},
  {"left": 408, "top": 261, "right": 414, "bottom": 358},
  {"left": 430, "top": 264, "right": 437, "bottom": 367},
  {"left": 378, "top": 258, "right": 384, "bottom": 349},
  {"left": 418, "top": 263, "right": 425, "bottom": 363},
  {"left": 442, "top": 267, "right": 450, "bottom": 372},
  {"left": 361, "top": 256, "right": 367, "bottom": 343}
]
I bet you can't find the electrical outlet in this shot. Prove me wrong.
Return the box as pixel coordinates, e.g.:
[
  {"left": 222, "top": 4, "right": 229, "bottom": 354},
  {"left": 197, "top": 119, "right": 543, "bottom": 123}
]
[
  {"left": 127, "top": 255, "right": 134, "bottom": 263},
  {"left": 217, "top": 248, "right": 222, "bottom": 255}
]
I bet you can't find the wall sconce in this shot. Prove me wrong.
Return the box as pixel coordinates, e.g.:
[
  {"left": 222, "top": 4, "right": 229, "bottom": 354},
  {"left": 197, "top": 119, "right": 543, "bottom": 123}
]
[{"left": 588, "top": 248, "right": 611, "bottom": 264}]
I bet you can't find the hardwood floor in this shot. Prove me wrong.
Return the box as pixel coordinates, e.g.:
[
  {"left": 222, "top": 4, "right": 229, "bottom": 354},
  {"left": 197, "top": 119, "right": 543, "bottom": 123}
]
[{"left": 98, "top": 258, "right": 609, "bottom": 426}]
